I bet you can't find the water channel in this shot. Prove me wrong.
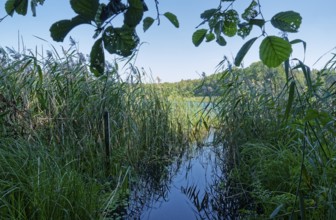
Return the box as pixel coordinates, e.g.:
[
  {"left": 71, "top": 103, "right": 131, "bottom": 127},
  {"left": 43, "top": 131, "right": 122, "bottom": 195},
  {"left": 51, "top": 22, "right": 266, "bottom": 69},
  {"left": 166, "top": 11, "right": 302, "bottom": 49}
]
[{"left": 121, "top": 132, "right": 239, "bottom": 219}]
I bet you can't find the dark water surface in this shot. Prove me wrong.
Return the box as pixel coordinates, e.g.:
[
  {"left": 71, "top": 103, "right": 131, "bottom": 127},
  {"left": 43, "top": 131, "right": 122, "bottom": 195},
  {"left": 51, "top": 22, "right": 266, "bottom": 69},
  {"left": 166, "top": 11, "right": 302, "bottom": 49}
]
[{"left": 127, "top": 133, "right": 228, "bottom": 219}]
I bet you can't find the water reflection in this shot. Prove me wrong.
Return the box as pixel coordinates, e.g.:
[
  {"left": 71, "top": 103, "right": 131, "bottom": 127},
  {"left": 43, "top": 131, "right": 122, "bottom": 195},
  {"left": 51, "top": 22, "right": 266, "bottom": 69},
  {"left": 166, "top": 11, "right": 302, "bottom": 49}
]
[{"left": 126, "top": 133, "right": 239, "bottom": 219}]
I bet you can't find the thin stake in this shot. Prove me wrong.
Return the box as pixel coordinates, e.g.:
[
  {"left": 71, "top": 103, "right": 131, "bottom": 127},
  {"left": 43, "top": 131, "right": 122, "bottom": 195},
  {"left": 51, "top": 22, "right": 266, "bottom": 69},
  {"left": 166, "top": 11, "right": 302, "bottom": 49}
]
[{"left": 104, "top": 111, "right": 111, "bottom": 176}]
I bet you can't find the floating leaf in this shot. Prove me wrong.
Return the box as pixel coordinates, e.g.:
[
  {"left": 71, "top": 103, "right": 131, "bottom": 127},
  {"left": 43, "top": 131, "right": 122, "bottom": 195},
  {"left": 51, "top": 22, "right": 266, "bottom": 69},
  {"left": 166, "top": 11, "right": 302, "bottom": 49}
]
[
  {"left": 259, "top": 36, "right": 292, "bottom": 67},
  {"left": 164, "top": 12, "right": 179, "bottom": 28},
  {"left": 124, "top": 0, "right": 144, "bottom": 27},
  {"left": 271, "top": 11, "right": 302, "bottom": 33},
  {"left": 50, "top": 15, "right": 91, "bottom": 42},
  {"left": 70, "top": 0, "right": 99, "bottom": 20},
  {"left": 143, "top": 16, "right": 155, "bottom": 32},
  {"left": 103, "top": 26, "right": 139, "bottom": 57},
  {"left": 234, "top": 37, "right": 258, "bottom": 66},
  {"left": 90, "top": 38, "right": 105, "bottom": 77},
  {"left": 192, "top": 29, "right": 207, "bottom": 47}
]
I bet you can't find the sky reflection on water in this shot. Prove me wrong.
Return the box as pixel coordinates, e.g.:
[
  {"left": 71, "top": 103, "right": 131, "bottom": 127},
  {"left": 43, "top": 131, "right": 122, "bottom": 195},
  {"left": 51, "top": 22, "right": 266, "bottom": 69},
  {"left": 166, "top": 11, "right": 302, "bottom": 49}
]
[{"left": 130, "top": 134, "right": 224, "bottom": 220}]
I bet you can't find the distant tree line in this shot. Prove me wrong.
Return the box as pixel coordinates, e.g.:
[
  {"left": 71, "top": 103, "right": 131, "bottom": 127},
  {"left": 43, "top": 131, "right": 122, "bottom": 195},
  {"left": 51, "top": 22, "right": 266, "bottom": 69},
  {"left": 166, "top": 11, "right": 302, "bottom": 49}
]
[{"left": 156, "top": 61, "right": 335, "bottom": 98}]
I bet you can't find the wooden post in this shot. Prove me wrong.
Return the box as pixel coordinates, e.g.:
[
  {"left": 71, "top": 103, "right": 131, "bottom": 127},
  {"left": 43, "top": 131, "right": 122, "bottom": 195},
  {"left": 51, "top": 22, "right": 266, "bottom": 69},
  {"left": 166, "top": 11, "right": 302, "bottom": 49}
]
[{"left": 104, "top": 111, "right": 110, "bottom": 176}]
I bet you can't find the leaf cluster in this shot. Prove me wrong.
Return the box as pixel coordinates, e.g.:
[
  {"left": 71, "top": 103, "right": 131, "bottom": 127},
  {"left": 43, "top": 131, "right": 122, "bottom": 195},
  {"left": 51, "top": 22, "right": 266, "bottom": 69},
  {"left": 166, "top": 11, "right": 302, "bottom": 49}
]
[
  {"left": 5, "top": 0, "right": 45, "bottom": 16},
  {"left": 4, "top": 0, "right": 305, "bottom": 76},
  {"left": 194, "top": 0, "right": 303, "bottom": 69}
]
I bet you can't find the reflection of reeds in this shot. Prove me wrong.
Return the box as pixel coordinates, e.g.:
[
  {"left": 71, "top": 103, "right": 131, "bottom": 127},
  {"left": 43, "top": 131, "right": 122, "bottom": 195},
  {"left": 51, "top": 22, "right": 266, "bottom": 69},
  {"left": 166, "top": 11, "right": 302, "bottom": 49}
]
[
  {"left": 182, "top": 184, "right": 209, "bottom": 212},
  {"left": 126, "top": 143, "right": 188, "bottom": 219}
]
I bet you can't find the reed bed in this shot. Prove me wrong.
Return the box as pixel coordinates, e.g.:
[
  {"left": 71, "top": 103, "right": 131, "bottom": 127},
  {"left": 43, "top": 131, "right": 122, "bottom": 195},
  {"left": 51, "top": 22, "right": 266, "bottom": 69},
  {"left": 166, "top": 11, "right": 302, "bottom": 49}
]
[
  {"left": 0, "top": 45, "right": 198, "bottom": 219},
  {"left": 213, "top": 60, "right": 336, "bottom": 218}
]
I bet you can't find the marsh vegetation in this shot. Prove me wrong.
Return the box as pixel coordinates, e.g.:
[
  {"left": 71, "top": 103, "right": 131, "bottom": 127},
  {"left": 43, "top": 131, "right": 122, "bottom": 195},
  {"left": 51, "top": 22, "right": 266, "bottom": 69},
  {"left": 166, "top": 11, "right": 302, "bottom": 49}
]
[
  {"left": 1, "top": 43, "right": 336, "bottom": 219},
  {"left": 0, "top": 45, "right": 211, "bottom": 219}
]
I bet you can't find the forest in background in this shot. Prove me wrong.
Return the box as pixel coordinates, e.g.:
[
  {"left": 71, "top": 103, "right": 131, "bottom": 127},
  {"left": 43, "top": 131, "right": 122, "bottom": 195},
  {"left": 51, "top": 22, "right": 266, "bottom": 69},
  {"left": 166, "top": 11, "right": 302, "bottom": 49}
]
[{"left": 157, "top": 61, "right": 336, "bottom": 99}]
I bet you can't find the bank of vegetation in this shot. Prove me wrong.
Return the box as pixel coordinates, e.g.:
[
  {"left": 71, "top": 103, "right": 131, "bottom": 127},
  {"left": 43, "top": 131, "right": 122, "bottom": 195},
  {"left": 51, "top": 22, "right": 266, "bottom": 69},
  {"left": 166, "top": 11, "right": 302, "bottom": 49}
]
[
  {"left": 210, "top": 60, "right": 336, "bottom": 218},
  {"left": 0, "top": 46, "right": 208, "bottom": 219},
  {"left": 1, "top": 42, "right": 335, "bottom": 219},
  {"left": 159, "top": 59, "right": 336, "bottom": 218}
]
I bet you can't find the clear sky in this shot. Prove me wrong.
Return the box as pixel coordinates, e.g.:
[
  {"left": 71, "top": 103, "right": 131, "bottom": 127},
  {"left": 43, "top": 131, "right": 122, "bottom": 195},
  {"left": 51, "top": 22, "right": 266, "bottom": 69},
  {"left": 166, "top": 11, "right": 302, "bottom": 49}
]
[{"left": 1, "top": 0, "right": 336, "bottom": 82}]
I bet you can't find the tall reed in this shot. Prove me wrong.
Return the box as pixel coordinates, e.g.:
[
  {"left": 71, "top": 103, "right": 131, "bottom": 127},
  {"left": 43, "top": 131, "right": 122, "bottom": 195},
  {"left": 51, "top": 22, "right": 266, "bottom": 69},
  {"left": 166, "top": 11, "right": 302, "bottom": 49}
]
[
  {"left": 0, "top": 44, "right": 194, "bottom": 218},
  {"left": 213, "top": 60, "right": 336, "bottom": 218}
]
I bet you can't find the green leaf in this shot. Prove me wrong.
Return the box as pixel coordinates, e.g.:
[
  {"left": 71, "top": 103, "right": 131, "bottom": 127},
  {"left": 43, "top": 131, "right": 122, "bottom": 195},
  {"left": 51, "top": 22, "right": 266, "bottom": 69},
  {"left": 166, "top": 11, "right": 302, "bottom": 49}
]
[
  {"left": 290, "top": 39, "right": 306, "bottom": 55},
  {"left": 50, "top": 15, "right": 91, "bottom": 42},
  {"left": 124, "top": 0, "right": 144, "bottom": 28},
  {"left": 271, "top": 11, "right": 302, "bottom": 33},
  {"left": 284, "top": 59, "right": 290, "bottom": 82},
  {"left": 216, "top": 35, "right": 227, "bottom": 46},
  {"left": 30, "top": 0, "right": 45, "bottom": 16},
  {"left": 164, "top": 12, "right": 179, "bottom": 28},
  {"left": 259, "top": 36, "right": 292, "bottom": 67},
  {"left": 15, "top": 0, "right": 28, "bottom": 15},
  {"left": 249, "top": 19, "right": 265, "bottom": 28},
  {"left": 205, "top": 33, "right": 215, "bottom": 42},
  {"left": 200, "top": 9, "right": 217, "bottom": 20},
  {"left": 143, "top": 17, "right": 155, "bottom": 32},
  {"left": 5, "top": 0, "right": 16, "bottom": 16},
  {"left": 103, "top": 26, "right": 139, "bottom": 57},
  {"left": 293, "top": 59, "right": 313, "bottom": 92},
  {"left": 31, "top": 0, "right": 37, "bottom": 16},
  {"left": 223, "top": 9, "right": 239, "bottom": 37},
  {"left": 90, "top": 38, "right": 105, "bottom": 77},
  {"left": 192, "top": 29, "right": 207, "bottom": 47},
  {"left": 237, "top": 22, "right": 252, "bottom": 39},
  {"left": 70, "top": 0, "right": 99, "bottom": 20},
  {"left": 284, "top": 81, "right": 295, "bottom": 121},
  {"left": 5, "top": 0, "right": 28, "bottom": 16},
  {"left": 242, "top": 0, "right": 258, "bottom": 21},
  {"left": 234, "top": 37, "right": 258, "bottom": 66},
  {"left": 214, "top": 20, "right": 223, "bottom": 36}
]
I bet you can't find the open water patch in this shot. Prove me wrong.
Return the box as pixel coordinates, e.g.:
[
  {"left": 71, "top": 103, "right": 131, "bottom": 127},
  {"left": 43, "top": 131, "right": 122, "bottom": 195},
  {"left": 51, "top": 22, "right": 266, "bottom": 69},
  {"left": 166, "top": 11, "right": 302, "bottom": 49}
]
[{"left": 124, "top": 133, "right": 235, "bottom": 219}]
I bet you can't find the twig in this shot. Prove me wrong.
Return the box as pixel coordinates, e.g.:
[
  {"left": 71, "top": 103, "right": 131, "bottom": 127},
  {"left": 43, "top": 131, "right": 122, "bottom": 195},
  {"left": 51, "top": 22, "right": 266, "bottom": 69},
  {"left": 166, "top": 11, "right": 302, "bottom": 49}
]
[
  {"left": 0, "top": 14, "right": 9, "bottom": 23},
  {"left": 154, "top": 0, "right": 161, "bottom": 25}
]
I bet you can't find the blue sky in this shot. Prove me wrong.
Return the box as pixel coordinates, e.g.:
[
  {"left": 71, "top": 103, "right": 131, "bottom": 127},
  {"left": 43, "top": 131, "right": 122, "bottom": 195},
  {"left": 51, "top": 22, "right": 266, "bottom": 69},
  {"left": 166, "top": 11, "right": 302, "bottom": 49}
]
[{"left": 1, "top": 0, "right": 336, "bottom": 82}]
